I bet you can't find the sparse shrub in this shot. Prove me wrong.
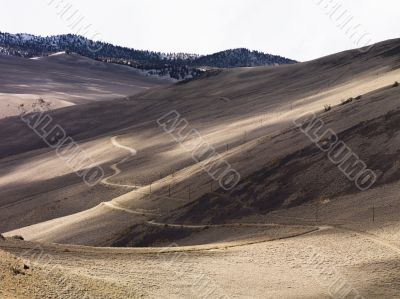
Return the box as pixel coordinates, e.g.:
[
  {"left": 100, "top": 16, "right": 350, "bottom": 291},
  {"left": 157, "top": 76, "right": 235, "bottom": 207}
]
[
  {"left": 355, "top": 95, "right": 362, "bottom": 100},
  {"left": 393, "top": 81, "right": 399, "bottom": 87},
  {"left": 324, "top": 104, "right": 331, "bottom": 112},
  {"left": 10, "top": 266, "right": 24, "bottom": 275},
  {"left": 0, "top": 234, "right": 4, "bottom": 241},
  {"left": 11, "top": 235, "right": 24, "bottom": 241},
  {"left": 319, "top": 197, "right": 331, "bottom": 204},
  {"left": 203, "top": 225, "right": 210, "bottom": 230},
  {"left": 340, "top": 98, "right": 353, "bottom": 105}
]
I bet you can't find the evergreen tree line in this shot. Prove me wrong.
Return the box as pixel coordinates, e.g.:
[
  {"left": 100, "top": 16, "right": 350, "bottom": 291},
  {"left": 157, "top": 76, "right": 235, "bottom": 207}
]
[{"left": 0, "top": 32, "right": 297, "bottom": 80}]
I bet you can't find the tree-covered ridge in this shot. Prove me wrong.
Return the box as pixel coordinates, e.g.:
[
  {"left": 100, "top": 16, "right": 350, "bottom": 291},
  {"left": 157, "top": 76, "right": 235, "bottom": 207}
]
[{"left": 0, "top": 32, "right": 297, "bottom": 80}]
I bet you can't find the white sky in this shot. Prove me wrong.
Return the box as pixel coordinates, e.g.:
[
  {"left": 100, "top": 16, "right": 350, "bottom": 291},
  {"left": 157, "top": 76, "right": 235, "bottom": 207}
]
[{"left": 1, "top": 0, "right": 399, "bottom": 61}]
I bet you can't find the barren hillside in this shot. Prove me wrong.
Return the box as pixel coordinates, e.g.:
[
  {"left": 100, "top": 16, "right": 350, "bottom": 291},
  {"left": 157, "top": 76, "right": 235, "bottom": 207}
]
[
  {"left": 0, "top": 38, "right": 399, "bottom": 244},
  {"left": 0, "top": 52, "right": 172, "bottom": 118},
  {"left": 1, "top": 39, "right": 400, "bottom": 298}
]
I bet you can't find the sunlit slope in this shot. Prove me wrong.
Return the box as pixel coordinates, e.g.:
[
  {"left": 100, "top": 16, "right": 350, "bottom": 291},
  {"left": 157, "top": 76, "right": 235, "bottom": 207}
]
[
  {"left": 2, "top": 39, "right": 400, "bottom": 245},
  {"left": 0, "top": 52, "right": 172, "bottom": 118}
]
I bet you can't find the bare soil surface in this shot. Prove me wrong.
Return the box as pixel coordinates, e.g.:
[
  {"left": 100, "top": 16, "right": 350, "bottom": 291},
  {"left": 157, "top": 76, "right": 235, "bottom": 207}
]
[
  {"left": 0, "top": 52, "right": 172, "bottom": 118},
  {"left": 2, "top": 39, "right": 400, "bottom": 298}
]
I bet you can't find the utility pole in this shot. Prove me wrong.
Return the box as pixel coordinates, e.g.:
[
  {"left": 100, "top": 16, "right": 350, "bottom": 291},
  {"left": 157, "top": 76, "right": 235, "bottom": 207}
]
[{"left": 373, "top": 205, "right": 375, "bottom": 222}]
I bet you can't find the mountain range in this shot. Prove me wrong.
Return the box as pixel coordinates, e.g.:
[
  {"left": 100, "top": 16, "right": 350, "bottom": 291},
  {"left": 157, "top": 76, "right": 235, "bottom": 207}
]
[{"left": 0, "top": 32, "right": 297, "bottom": 79}]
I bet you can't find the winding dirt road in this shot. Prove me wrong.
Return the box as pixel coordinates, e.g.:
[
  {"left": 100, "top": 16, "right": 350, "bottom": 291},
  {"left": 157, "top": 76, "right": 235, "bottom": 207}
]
[{"left": 101, "top": 136, "right": 137, "bottom": 188}]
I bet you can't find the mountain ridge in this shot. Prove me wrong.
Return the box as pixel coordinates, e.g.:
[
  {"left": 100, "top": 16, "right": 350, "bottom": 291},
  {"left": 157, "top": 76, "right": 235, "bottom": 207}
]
[{"left": 0, "top": 31, "right": 297, "bottom": 79}]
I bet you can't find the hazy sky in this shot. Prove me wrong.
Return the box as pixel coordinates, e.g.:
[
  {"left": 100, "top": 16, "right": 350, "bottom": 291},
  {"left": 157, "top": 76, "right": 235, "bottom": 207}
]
[{"left": 1, "top": 0, "right": 399, "bottom": 61}]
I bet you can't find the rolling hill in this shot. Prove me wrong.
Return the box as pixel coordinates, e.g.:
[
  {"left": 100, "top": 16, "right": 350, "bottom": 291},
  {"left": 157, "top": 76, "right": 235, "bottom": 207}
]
[
  {"left": 1, "top": 38, "right": 400, "bottom": 298},
  {"left": 0, "top": 51, "right": 172, "bottom": 118},
  {"left": 0, "top": 38, "right": 399, "bottom": 244}
]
